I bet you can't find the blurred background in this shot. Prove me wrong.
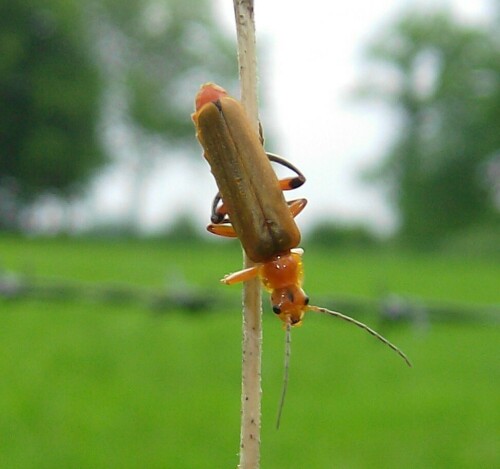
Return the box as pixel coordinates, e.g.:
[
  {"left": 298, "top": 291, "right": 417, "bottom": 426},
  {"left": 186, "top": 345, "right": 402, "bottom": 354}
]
[{"left": 0, "top": 0, "right": 498, "bottom": 468}]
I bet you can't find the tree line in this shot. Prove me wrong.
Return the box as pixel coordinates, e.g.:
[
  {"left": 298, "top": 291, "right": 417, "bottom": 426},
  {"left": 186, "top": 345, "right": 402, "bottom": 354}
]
[{"left": 1, "top": 1, "right": 498, "bottom": 248}]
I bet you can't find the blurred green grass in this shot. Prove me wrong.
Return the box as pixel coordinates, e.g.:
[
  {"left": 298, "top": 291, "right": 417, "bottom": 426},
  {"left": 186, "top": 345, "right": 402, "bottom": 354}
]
[{"left": 0, "top": 236, "right": 498, "bottom": 468}]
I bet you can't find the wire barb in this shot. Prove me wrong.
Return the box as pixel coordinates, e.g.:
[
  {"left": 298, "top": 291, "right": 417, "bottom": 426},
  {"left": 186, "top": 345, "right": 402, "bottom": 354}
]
[
  {"left": 307, "top": 305, "right": 412, "bottom": 367},
  {"left": 276, "top": 320, "right": 292, "bottom": 429}
]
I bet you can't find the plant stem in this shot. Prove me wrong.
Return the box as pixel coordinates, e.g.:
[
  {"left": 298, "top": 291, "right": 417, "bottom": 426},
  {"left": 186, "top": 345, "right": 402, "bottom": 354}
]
[{"left": 232, "top": 1, "right": 261, "bottom": 468}]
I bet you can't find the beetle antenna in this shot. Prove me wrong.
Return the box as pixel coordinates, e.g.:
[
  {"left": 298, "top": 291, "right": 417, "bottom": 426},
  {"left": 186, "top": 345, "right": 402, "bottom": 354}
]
[
  {"left": 276, "top": 319, "right": 292, "bottom": 429},
  {"left": 308, "top": 305, "right": 412, "bottom": 367}
]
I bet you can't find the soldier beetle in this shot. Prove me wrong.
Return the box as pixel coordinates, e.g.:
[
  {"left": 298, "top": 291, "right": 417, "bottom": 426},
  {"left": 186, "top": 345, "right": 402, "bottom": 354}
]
[{"left": 192, "top": 83, "right": 411, "bottom": 427}]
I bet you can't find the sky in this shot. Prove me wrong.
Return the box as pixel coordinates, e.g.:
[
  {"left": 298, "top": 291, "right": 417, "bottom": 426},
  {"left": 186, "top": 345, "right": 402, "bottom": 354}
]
[{"left": 69, "top": 0, "right": 492, "bottom": 237}]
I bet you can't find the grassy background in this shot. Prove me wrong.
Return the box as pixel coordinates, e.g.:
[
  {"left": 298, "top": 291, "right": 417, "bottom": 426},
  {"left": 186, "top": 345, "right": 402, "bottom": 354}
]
[{"left": 0, "top": 236, "right": 498, "bottom": 468}]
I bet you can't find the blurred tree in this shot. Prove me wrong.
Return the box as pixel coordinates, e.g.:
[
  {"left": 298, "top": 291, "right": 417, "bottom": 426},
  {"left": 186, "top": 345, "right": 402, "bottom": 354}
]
[
  {"left": 359, "top": 8, "right": 500, "bottom": 247},
  {"left": 90, "top": 0, "right": 235, "bottom": 142},
  {"left": 0, "top": 0, "right": 236, "bottom": 231},
  {"left": 88, "top": 0, "right": 236, "bottom": 232},
  {"left": 0, "top": 0, "right": 105, "bottom": 229}
]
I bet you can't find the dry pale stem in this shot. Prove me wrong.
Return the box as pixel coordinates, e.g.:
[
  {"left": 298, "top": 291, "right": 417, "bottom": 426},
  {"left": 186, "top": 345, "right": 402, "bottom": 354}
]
[{"left": 232, "top": 1, "right": 262, "bottom": 468}]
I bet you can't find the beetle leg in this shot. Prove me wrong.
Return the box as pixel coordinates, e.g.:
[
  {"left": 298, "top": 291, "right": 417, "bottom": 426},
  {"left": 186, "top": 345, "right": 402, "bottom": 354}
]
[
  {"left": 267, "top": 152, "right": 306, "bottom": 190},
  {"left": 210, "top": 191, "right": 230, "bottom": 224},
  {"left": 222, "top": 265, "right": 261, "bottom": 285},
  {"left": 287, "top": 198, "right": 308, "bottom": 218},
  {"left": 207, "top": 223, "right": 238, "bottom": 238},
  {"left": 210, "top": 153, "right": 305, "bottom": 223}
]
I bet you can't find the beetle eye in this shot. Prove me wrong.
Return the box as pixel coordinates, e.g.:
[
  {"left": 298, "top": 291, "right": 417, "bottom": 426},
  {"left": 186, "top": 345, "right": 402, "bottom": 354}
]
[
  {"left": 272, "top": 305, "right": 281, "bottom": 314},
  {"left": 304, "top": 296, "right": 310, "bottom": 305}
]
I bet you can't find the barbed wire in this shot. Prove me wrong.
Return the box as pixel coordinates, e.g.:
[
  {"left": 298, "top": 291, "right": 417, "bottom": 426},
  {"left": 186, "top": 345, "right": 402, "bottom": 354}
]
[{"left": 1, "top": 269, "right": 498, "bottom": 326}]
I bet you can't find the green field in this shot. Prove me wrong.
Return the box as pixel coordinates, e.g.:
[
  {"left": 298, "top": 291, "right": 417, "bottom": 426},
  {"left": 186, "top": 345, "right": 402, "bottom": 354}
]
[{"left": 0, "top": 236, "right": 498, "bottom": 468}]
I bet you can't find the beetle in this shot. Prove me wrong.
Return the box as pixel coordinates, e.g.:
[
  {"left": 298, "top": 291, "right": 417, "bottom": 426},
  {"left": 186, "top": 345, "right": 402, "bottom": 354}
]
[
  {"left": 193, "top": 84, "right": 307, "bottom": 264},
  {"left": 192, "top": 83, "right": 411, "bottom": 425}
]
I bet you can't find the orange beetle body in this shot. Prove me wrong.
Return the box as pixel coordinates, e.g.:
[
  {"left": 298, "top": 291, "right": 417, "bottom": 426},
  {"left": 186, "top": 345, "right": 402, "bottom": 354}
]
[
  {"left": 192, "top": 83, "right": 411, "bottom": 370},
  {"left": 192, "top": 84, "right": 302, "bottom": 263},
  {"left": 193, "top": 83, "right": 309, "bottom": 326}
]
